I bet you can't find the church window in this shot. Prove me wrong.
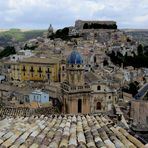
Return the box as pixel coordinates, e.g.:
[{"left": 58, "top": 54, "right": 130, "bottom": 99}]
[
  {"left": 62, "top": 66, "right": 65, "bottom": 71},
  {"left": 109, "top": 96, "right": 111, "bottom": 99},
  {"left": 96, "top": 102, "right": 101, "bottom": 110},
  {"left": 71, "top": 72, "right": 74, "bottom": 82},
  {"left": 77, "top": 65, "right": 80, "bottom": 68},
  {"left": 78, "top": 72, "right": 81, "bottom": 82},
  {"left": 97, "top": 85, "right": 101, "bottom": 90}
]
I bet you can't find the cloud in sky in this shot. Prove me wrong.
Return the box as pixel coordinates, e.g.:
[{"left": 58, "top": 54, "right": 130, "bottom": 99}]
[{"left": 0, "top": 0, "right": 148, "bottom": 29}]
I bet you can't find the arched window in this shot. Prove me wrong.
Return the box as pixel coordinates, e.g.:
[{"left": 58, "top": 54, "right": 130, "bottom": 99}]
[
  {"left": 62, "top": 66, "right": 65, "bottom": 71},
  {"left": 77, "top": 71, "right": 81, "bottom": 82},
  {"left": 96, "top": 102, "right": 101, "bottom": 110},
  {"left": 115, "top": 97, "right": 117, "bottom": 102},
  {"left": 71, "top": 72, "right": 74, "bottom": 82},
  {"left": 97, "top": 85, "right": 101, "bottom": 90}
]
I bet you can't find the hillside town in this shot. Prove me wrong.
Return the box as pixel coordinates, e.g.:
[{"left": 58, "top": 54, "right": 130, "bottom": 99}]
[{"left": 0, "top": 20, "right": 148, "bottom": 147}]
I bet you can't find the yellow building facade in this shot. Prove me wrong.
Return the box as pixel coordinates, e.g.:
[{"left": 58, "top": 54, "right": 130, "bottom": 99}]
[{"left": 10, "top": 57, "right": 60, "bottom": 82}]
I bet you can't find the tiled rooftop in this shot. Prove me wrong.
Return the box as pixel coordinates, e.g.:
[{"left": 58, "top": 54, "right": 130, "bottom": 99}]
[
  {"left": 20, "top": 57, "right": 60, "bottom": 64},
  {"left": 0, "top": 114, "right": 146, "bottom": 148}
]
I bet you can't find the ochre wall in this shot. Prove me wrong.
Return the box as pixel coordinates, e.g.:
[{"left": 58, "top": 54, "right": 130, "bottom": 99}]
[{"left": 10, "top": 63, "right": 60, "bottom": 82}]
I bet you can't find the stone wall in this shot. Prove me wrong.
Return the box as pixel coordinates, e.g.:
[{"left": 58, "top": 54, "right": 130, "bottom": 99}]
[{"left": 131, "top": 100, "right": 148, "bottom": 125}]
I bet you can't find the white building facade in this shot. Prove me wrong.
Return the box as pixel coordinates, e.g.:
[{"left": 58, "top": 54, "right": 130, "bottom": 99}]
[{"left": 29, "top": 90, "right": 49, "bottom": 103}]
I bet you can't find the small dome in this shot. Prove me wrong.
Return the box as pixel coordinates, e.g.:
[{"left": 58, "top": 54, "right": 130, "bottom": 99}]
[{"left": 67, "top": 50, "right": 83, "bottom": 64}]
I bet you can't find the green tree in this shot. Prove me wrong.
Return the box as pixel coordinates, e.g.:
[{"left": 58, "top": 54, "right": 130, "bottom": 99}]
[
  {"left": 0, "top": 46, "right": 16, "bottom": 59},
  {"left": 128, "top": 82, "right": 139, "bottom": 96},
  {"left": 137, "top": 44, "right": 143, "bottom": 55},
  {"left": 122, "top": 82, "right": 139, "bottom": 97},
  {"left": 83, "top": 23, "right": 89, "bottom": 29}
]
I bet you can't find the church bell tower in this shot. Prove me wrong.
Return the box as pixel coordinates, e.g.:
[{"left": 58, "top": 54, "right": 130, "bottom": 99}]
[{"left": 61, "top": 46, "right": 91, "bottom": 114}]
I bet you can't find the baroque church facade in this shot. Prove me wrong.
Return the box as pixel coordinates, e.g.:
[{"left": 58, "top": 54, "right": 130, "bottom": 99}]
[{"left": 61, "top": 47, "right": 117, "bottom": 114}]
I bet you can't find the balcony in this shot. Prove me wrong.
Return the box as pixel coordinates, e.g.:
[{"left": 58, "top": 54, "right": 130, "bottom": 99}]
[
  {"left": 30, "top": 69, "right": 34, "bottom": 72},
  {"left": 22, "top": 67, "right": 26, "bottom": 72},
  {"left": 46, "top": 68, "right": 51, "bottom": 73},
  {"left": 61, "top": 83, "right": 91, "bottom": 93},
  {"left": 38, "top": 67, "right": 43, "bottom": 73},
  {"left": 38, "top": 69, "right": 42, "bottom": 73}
]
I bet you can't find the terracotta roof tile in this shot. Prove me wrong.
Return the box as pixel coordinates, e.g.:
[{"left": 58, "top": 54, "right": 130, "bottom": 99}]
[{"left": 0, "top": 114, "right": 146, "bottom": 148}]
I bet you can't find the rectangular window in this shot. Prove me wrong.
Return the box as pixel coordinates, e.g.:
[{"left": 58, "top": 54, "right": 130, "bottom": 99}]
[
  {"left": 97, "top": 86, "right": 101, "bottom": 90},
  {"left": 47, "top": 74, "right": 50, "bottom": 80},
  {"left": 34, "top": 95, "right": 36, "bottom": 101}
]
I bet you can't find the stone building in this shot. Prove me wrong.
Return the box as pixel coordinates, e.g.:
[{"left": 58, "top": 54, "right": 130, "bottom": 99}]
[
  {"left": 47, "top": 24, "right": 53, "bottom": 36},
  {"left": 60, "top": 59, "right": 67, "bottom": 82},
  {"left": 61, "top": 47, "right": 117, "bottom": 114},
  {"left": 61, "top": 47, "right": 91, "bottom": 114},
  {"left": 75, "top": 20, "right": 117, "bottom": 30},
  {"left": 8, "top": 57, "right": 60, "bottom": 82},
  {"left": 131, "top": 100, "right": 148, "bottom": 130},
  {"left": 29, "top": 90, "right": 49, "bottom": 103},
  {"left": 85, "top": 72, "right": 117, "bottom": 113}
]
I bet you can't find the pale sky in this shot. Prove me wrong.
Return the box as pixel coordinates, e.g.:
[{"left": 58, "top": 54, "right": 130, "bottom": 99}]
[{"left": 0, "top": 0, "right": 148, "bottom": 29}]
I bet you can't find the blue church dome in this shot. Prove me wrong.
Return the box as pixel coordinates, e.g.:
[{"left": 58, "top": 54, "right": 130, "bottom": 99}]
[{"left": 67, "top": 50, "right": 83, "bottom": 64}]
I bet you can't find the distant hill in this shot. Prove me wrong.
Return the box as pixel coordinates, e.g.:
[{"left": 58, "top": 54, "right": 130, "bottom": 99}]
[
  {"left": 122, "top": 29, "right": 148, "bottom": 45},
  {"left": 0, "top": 29, "right": 46, "bottom": 46}
]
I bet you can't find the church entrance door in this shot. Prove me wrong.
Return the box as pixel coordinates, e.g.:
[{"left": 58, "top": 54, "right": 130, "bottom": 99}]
[{"left": 78, "top": 99, "right": 82, "bottom": 113}]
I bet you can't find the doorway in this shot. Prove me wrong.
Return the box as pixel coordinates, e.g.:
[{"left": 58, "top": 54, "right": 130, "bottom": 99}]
[
  {"left": 78, "top": 99, "right": 82, "bottom": 113},
  {"left": 96, "top": 102, "right": 101, "bottom": 110}
]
